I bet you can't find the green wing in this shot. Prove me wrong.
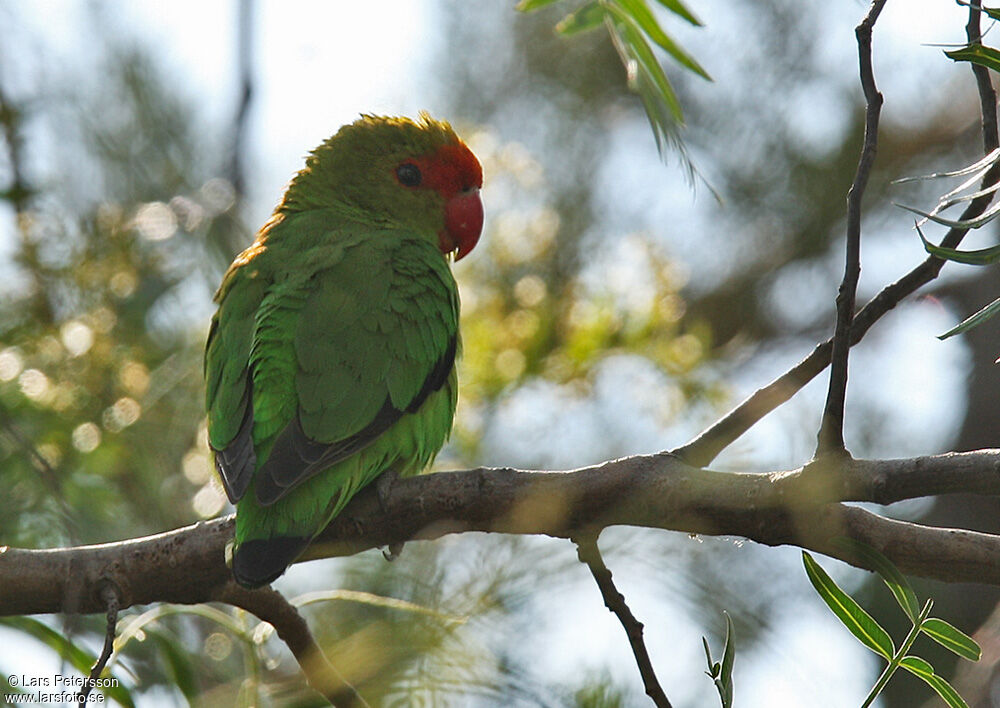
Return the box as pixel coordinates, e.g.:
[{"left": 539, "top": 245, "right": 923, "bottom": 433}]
[
  {"left": 207, "top": 219, "right": 459, "bottom": 510},
  {"left": 205, "top": 261, "right": 268, "bottom": 503},
  {"left": 250, "top": 231, "right": 458, "bottom": 505}
]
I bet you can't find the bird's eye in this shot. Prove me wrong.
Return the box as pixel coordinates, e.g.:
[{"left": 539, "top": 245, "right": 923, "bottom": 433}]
[{"left": 396, "top": 163, "right": 422, "bottom": 187}]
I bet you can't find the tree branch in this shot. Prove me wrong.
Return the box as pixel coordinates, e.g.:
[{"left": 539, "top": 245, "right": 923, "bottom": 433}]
[
  {"left": 5, "top": 450, "right": 1000, "bottom": 618},
  {"left": 76, "top": 582, "right": 120, "bottom": 707},
  {"left": 215, "top": 583, "right": 369, "bottom": 708},
  {"left": 575, "top": 535, "right": 672, "bottom": 708},
  {"left": 817, "top": 0, "right": 886, "bottom": 455},
  {"left": 967, "top": 0, "right": 999, "bottom": 155},
  {"left": 675, "top": 0, "right": 1000, "bottom": 469}
]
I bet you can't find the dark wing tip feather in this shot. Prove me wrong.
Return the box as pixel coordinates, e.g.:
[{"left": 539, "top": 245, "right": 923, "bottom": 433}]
[
  {"left": 232, "top": 536, "right": 310, "bottom": 588},
  {"left": 213, "top": 382, "right": 256, "bottom": 504},
  {"left": 407, "top": 334, "right": 456, "bottom": 413}
]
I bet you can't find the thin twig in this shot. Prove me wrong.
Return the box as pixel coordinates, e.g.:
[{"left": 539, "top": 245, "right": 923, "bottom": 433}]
[
  {"left": 968, "top": 0, "right": 999, "bottom": 155},
  {"left": 216, "top": 583, "right": 370, "bottom": 708},
  {"left": 816, "top": 0, "right": 887, "bottom": 455},
  {"left": 76, "top": 583, "right": 120, "bottom": 707},
  {"left": 675, "top": 0, "right": 1000, "bottom": 468},
  {"left": 574, "top": 535, "right": 672, "bottom": 708},
  {"left": 229, "top": 0, "right": 254, "bottom": 199}
]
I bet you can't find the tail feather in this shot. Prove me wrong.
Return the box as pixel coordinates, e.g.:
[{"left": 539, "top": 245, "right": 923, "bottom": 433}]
[{"left": 232, "top": 536, "right": 310, "bottom": 588}]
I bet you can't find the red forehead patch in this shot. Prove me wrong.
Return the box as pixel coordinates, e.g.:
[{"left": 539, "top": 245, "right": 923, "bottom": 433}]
[{"left": 408, "top": 142, "right": 483, "bottom": 198}]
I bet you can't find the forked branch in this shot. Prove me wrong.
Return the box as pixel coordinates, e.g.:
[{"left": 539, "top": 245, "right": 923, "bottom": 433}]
[{"left": 816, "top": 0, "right": 887, "bottom": 455}]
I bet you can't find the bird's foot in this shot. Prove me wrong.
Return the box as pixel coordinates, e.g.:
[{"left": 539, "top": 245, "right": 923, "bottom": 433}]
[
  {"left": 376, "top": 468, "right": 403, "bottom": 560},
  {"left": 375, "top": 467, "right": 401, "bottom": 515}
]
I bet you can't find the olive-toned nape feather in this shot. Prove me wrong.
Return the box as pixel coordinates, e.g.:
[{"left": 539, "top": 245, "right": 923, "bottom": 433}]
[{"left": 277, "top": 113, "right": 469, "bottom": 215}]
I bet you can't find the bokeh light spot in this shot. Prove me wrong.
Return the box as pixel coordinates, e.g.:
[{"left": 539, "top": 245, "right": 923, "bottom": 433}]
[
  {"left": 134, "top": 202, "right": 177, "bottom": 241},
  {"left": 60, "top": 321, "right": 94, "bottom": 357},
  {"left": 72, "top": 422, "right": 101, "bottom": 453},
  {"left": 0, "top": 348, "right": 24, "bottom": 382}
]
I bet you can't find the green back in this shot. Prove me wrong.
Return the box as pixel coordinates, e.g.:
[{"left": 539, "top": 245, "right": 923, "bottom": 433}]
[{"left": 205, "top": 209, "right": 460, "bottom": 532}]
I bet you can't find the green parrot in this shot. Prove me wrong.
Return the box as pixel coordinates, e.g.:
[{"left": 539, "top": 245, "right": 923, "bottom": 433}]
[{"left": 204, "top": 114, "right": 484, "bottom": 588}]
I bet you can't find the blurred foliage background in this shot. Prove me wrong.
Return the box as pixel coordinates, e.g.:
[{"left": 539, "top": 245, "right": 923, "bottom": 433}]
[{"left": 2, "top": 1, "right": 1000, "bottom": 706}]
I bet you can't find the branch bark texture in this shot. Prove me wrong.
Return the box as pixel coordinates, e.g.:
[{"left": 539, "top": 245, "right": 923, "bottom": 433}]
[{"left": 4, "top": 450, "right": 1000, "bottom": 618}]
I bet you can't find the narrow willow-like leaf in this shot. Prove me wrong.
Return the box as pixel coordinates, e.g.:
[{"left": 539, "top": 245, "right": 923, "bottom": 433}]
[
  {"left": 702, "top": 636, "right": 716, "bottom": 676},
  {"left": 702, "top": 612, "right": 736, "bottom": 708},
  {"left": 831, "top": 538, "right": 920, "bottom": 622},
  {"left": 939, "top": 173, "right": 1000, "bottom": 208},
  {"left": 555, "top": 1, "right": 606, "bottom": 35},
  {"left": 802, "top": 552, "right": 894, "bottom": 659},
  {"left": 919, "top": 230, "right": 1000, "bottom": 265},
  {"left": 653, "top": 0, "right": 702, "bottom": 25},
  {"left": 719, "top": 611, "right": 735, "bottom": 708},
  {"left": 955, "top": 0, "right": 1000, "bottom": 21},
  {"left": 926, "top": 181, "right": 1000, "bottom": 219},
  {"left": 946, "top": 44, "right": 1000, "bottom": 74},
  {"left": 922, "top": 618, "right": 982, "bottom": 661},
  {"left": 938, "top": 295, "right": 1000, "bottom": 340},
  {"left": 613, "top": 0, "right": 711, "bottom": 79},
  {"left": 603, "top": 3, "right": 703, "bottom": 180},
  {"left": 606, "top": 21, "right": 669, "bottom": 156},
  {"left": 515, "top": 0, "right": 562, "bottom": 11},
  {"left": 899, "top": 197, "right": 1000, "bottom": 229},
  {"left": 892, "top": 147, "right": 1000, "bottom": 183},
  {"left": 0, "top": 616, "right": 136, "bottom": 708},
  {"left": 1, "top": 674, "right": 25, "bottom": 696},
  {"left": 611, "top": 10, "right": 684, "bottom": 120},
  {"left": 901, "top": 655, "right": 935, "bottom": 677},
  {"left": 146, "top": 629, "right": 200, "bottom": 703},
  {"left": 294, "top": 589, "right": 467, "bottom": 624},
  {"left": 901, "top": 657, "right": 970, "bottom": 708}
]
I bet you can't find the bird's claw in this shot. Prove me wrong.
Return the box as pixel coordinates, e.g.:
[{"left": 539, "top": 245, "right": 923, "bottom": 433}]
[{"left": 382, "top": 542, "right": 404, "bottom": 561}]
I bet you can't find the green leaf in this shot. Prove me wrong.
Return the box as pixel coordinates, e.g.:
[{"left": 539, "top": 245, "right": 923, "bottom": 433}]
[
  {"left": 984, "top": 6, "right": 1000, "bottom": 22},
  {"left": 652, "top": 0, "right": 702, "bottom": 25},
  {"left": 555, "top": 1, "right": 606, "bottom": 35},
  {"left": 830, "top": 538, "right": 920, "bottom": 622},
  {"left": 919, "top": 230, "right": 1000, "bottom": 265},
  {"left": 802, "top": 552, "right": 894, "bottom": 660},
  {"left": 294, "top": 589, "right": 467, "bottom": 624},
  {"left": 945, "top": 44, "right": 1000, "bottom": 74},
  {"left": 612, "top": 0, "right": 711, "bottom": 79},
  {"left": 145, "top": 629, "right": 200, "bottom": 702},
  {"left": 0, "top": 617, "right": 135, "bottom": 707},
  {"left": 608, "top": 9, "right": 684, "bottom": 120},
  {"left": 516, "top": 0, "right": 562, "bottom": 11},
  {"left": 718, "top": 611, "right": 735, "bottom": 708},
  {"left": 938, "top": 295, "right": 1000, "bottom": 340},
  {"left": 901, "top": 656, "right": 970, "bottom": 708},
  {"left": 1, "top": 672, "right": 27, "bottom": 695},
  {"left": 702, "top": 636, "right": 717, "bottom": 676},
  {"left": 899, "top": 197, "right": 1000, "bottom": 229},
  {"left": 702, "top": 612, "right": 736, "bottom": 708},
  {"left": 893, "top": 147, "right": 1000, "bottom": 183},
  {"left": 921, "top": 618, "right": 982, "bottom": 661},
  {"left": 900, "top": 654, "right": 935, "bottom": 677}
]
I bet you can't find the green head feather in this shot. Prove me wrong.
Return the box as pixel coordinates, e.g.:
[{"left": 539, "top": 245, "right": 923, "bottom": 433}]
[{"left": 276, "top": 113, "right": 482, "bottom": 241}]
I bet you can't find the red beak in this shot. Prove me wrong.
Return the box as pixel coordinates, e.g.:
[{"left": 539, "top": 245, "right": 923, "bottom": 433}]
[{"left": 442, "top": 189, "right": 483, "bottom": 261}]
